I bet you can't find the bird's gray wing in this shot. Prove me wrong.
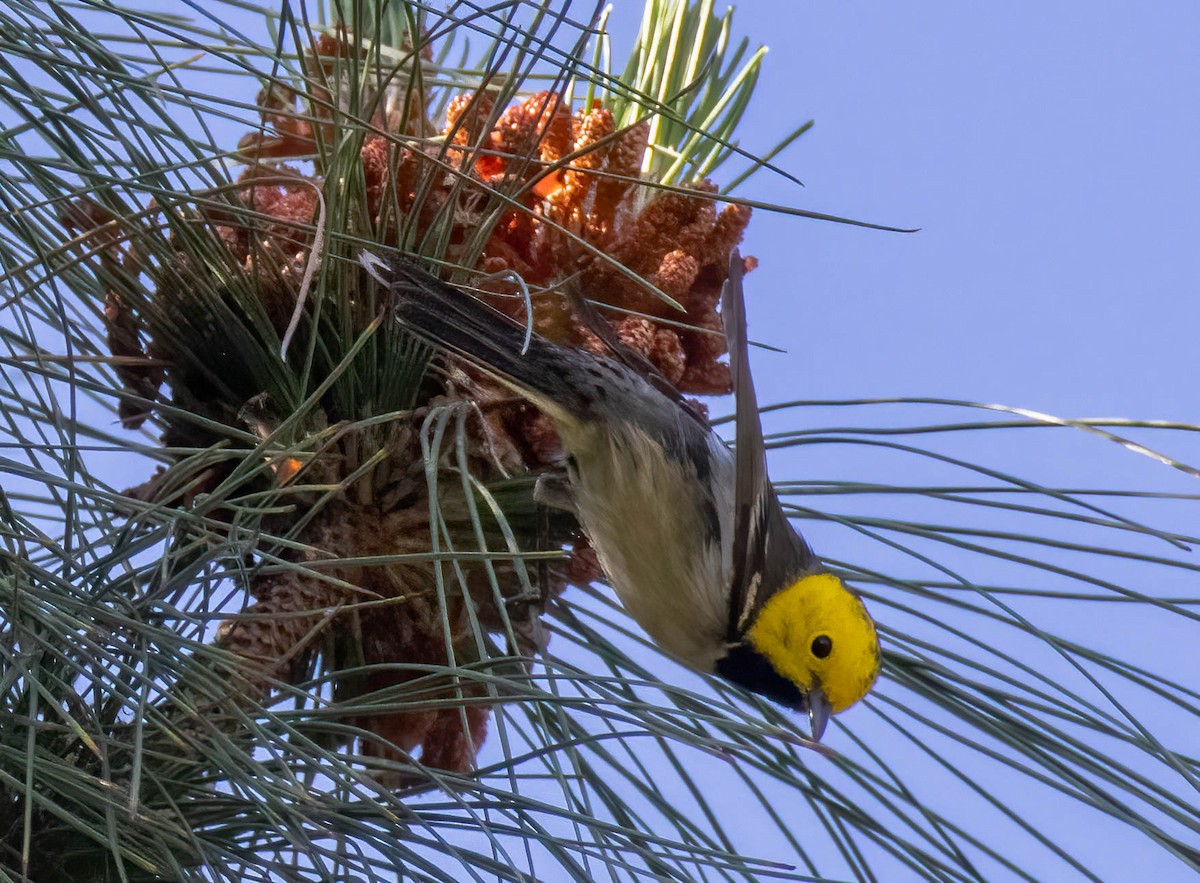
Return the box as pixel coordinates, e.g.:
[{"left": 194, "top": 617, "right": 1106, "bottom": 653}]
[{"left": 722, "top": 249, "right": 819, "bottom": 642}]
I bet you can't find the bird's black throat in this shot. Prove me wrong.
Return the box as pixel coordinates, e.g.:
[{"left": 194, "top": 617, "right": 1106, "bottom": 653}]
[{"left": 716, "top": 642, "right": 807, "bottom": 710}]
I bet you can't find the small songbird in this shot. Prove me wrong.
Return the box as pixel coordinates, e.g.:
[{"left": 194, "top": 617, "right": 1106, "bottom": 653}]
[{"left": 360, "top": 248, "right": 880, "bottom": 739}]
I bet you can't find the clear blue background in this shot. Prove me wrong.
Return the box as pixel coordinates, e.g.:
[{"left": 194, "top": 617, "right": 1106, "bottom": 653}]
[{"left": 722, "top": 2, "right": 1200, "bottom": 418}]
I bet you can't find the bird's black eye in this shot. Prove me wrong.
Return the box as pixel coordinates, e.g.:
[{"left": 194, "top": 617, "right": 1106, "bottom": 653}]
[{"left": 811, "top": 635, "right": 833, "bottom": 659}]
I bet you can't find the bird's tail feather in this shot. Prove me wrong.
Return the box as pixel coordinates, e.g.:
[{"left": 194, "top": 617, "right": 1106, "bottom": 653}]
[{"left": 359, "top": 251, "right": 591, "bottom": 420}]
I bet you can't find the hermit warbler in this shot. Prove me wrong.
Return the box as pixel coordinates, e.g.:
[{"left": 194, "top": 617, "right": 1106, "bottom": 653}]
[{"left": 360, "top": 249, "right": 880, "bottom": 740}]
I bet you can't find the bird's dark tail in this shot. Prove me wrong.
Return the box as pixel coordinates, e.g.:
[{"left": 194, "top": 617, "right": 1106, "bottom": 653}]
[{"left": 359, "top": 250, "right": 592, "bottom": 420}]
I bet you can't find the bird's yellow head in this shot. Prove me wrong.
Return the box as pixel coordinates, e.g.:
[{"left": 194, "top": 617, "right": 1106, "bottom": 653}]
[{"left": 746, "top": 573, "right": 880, "bottom": 714}]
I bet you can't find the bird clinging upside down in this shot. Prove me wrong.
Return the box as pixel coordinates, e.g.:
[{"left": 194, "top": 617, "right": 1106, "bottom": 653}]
[{"left": 361, "top": 248, "right": 880, "bottom": 739}]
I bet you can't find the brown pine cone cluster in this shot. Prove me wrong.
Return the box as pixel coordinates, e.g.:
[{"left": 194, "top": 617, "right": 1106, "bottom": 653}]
[{"left": 68, "top": 28, "right": 753, "bottom": 780}]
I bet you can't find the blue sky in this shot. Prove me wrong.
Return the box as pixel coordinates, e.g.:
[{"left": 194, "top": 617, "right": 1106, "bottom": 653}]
[{"left": 722, "top": 2, "right": 1200, "bottom": 418}]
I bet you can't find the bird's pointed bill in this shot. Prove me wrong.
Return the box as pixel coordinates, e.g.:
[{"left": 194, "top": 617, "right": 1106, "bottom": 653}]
[{"left": 808, "top": 688, "right": 832, "bottom": 742}]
